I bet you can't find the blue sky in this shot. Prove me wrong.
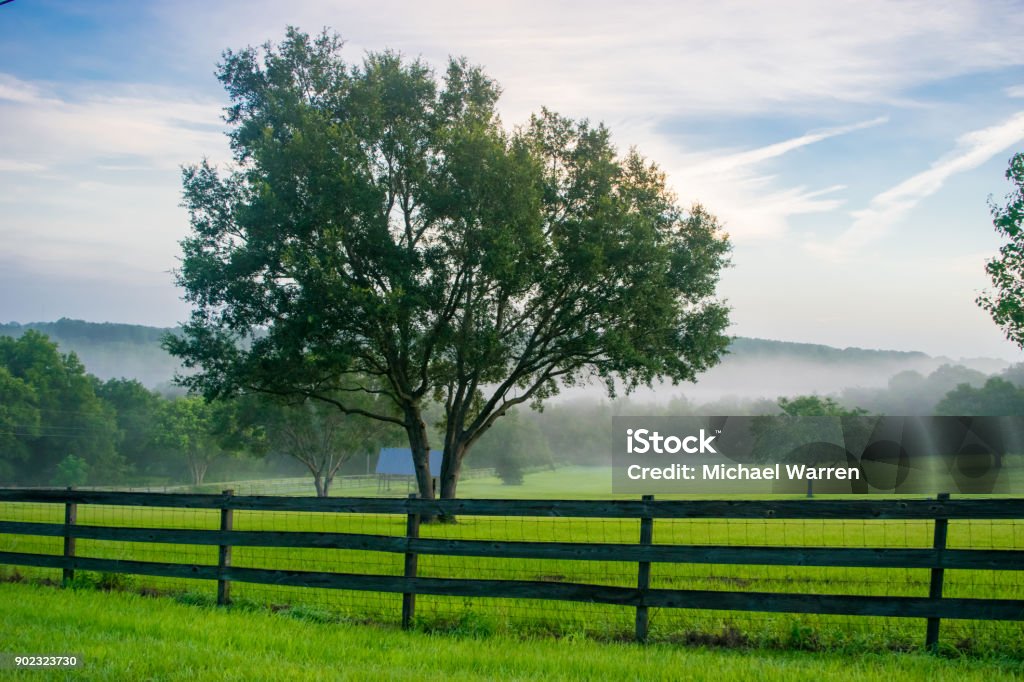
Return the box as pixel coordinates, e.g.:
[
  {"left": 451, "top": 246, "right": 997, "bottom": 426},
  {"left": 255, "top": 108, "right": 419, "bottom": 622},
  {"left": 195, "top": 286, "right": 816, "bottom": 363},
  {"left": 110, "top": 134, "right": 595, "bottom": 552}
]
[{"left": 1, "top": 0, "right": 1023, "bottom": 360}]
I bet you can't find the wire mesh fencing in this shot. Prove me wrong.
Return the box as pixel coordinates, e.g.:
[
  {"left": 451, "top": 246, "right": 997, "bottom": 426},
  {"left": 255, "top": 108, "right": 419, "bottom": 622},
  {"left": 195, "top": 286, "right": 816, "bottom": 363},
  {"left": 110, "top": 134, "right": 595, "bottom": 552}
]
[{"left": 0, "top": 489, "right": 1021, "bottom": 656}]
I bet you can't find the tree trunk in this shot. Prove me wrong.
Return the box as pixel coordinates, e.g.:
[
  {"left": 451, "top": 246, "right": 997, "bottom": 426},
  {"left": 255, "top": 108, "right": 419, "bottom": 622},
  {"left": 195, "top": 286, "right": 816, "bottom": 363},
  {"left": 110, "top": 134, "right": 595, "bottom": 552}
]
[
  {"left": 322, "top": 473, "right": 334, "bottom": 498},
  {"left": 188, "top": 452, "right": 209, "bottom": 486},
  {"left": 434, "top": 443, "right": 467, "bottom": 523},
  {"left": 313, "top": 473, "right": 326, "bottom": 497},
  {"left": 440, "top": 444, "right": 465, "bottom": 500},
  {"left": 404, "top": 406, "right": 434, "bottom": 501}
]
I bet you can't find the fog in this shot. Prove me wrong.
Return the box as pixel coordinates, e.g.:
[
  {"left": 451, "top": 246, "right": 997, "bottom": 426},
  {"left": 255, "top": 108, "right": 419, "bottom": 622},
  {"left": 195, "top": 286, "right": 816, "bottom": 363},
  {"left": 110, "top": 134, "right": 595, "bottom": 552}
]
[{"left": 553, "top": 339, "right": 1009, "bottom": 406}]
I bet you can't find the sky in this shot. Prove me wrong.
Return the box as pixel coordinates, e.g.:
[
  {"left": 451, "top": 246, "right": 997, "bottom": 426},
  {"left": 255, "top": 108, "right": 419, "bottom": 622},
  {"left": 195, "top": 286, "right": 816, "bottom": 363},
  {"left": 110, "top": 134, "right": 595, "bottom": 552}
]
[{"left": 1, "top": 0, "right": 1023, "bottom": 360}]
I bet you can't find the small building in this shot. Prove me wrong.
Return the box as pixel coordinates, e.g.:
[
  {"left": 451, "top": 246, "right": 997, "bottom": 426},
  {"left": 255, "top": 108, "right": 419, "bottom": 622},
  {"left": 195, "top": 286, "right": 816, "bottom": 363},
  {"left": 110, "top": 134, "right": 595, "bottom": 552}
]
[{"left": 374, "top": 447, "right": 441, "bottom": 493}]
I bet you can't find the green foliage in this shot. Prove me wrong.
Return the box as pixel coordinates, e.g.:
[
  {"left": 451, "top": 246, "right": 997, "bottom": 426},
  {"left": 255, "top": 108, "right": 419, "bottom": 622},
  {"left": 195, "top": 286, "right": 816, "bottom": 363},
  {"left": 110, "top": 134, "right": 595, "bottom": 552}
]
[
  {"left": 750, "top": 396, "right": 869, "bottom": 479},
  {"left": 96, "top": 378, "right": 163, "bottom": 477},
  {"left": 154, "top": 397, "right": 259, "bottom": 485},
  {"left": 978, "top": 152, "right": 1024, "bottom": 348},
  {"left": 494, "top": 453, "right": 525, "bottom": 486},
  {"left": 0, "top": 365, "right": 40, "bottom": 480},
  {"left": 0, "top": 318, "right": 181, "bottom": 387},
  {"left": 51, "top": 454, "right": 90, "bottom": 487},
  {"left": 841, "top": 364, "right": 988, "bottom": 415},
  {"left": 936, "top": 377, "right": 1024, "bottom": 415},
  {"left": 166, "top": 27, "right": 731, "bottom": 500},
  {"left": 777, "top": 395, "right": 867, "bottom": 417},
  {"left": 252, "top": 391, "right": 399, "bottom": 496},
  {"left": 0, "top": 331, "right": 122, "bottom": 484},
  {"left": 65, "top": 571, "right": 135, "bottom": 592},
  {"left": 999, "top": 363, "right": 1024, "bottom": 388}
]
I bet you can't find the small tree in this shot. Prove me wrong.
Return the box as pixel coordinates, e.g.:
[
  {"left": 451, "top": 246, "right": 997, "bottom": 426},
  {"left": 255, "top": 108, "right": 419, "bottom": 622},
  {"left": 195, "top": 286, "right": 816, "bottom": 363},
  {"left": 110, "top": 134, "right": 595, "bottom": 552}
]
[
  {"left": 51, "top": 455, "right": 90, "bottom": 487},
  {"left": 154, "top": 397, "right": 254, "bottom": 486},
  {"left": 494, "top": 453, "right": 524, "bottom": 486},
  {"left": 258, "top": 394, "right": 397, "bottom": 496},
  {"left": 96, "top": 378, "right": 164, "bottom": 479},
  {"left": 978, "top": 152, "right": 1024, "bottom": 348},
  {"left": 761, "top": 395, "right": 868, "bottom": 497}
]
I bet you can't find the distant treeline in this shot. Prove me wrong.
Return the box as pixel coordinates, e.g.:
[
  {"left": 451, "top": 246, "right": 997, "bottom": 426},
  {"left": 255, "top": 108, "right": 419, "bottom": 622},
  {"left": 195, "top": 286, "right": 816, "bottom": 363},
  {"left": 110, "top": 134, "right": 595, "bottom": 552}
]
[
  {"left": 3, "top": 319, "right": 1002, "bottom": 393},
  {"left": 0, "top": 319, "right": 172, "bottom": 345},
  {"left": 1, "top": 327, "right": 1021, "bottom": 490},
  {"left": 0, "top": 319, "right": 182, "bottom": 390}
]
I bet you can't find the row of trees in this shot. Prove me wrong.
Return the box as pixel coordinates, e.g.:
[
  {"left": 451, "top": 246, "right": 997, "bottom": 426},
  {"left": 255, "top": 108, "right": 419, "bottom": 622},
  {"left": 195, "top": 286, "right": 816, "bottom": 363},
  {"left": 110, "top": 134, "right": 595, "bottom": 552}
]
[
  {"left": 3, "top": 326, "right": 1021, "bottom": 491},
  {"left": 0, "top": 331, "right": 396, "bottom": 493}
]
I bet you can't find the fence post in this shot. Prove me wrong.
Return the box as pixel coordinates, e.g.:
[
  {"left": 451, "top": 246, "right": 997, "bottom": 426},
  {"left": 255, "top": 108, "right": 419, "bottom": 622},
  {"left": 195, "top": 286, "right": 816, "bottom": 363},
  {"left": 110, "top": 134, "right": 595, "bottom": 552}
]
[
  {"left": 636, "top": 494, "right": 654, "bottom": 643},
  {"left": 925, "top": 492, "right": 950, "bottom": 652},
  {"left": 217, "top": 489, "right": 234, "bottom": 606},
  {"left": 62, "top": 486, "right": 77, "bottom": 585},
  {"left": 402, "top": 493, "right": 420, "bottom": 629}
]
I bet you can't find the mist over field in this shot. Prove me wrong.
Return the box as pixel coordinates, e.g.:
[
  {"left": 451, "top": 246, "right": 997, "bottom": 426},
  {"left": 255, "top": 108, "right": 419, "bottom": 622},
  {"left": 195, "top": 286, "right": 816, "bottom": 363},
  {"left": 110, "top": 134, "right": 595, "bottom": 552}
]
[{"left": 0, "top": 319, "right": 1010, "bottom": 403}]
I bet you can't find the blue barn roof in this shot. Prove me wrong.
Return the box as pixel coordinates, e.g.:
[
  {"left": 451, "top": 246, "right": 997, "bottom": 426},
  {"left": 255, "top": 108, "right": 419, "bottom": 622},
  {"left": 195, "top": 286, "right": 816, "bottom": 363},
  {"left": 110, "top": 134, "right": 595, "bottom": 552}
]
[{"left": 375, "top": 447, "right": 441, "bottom": 476}]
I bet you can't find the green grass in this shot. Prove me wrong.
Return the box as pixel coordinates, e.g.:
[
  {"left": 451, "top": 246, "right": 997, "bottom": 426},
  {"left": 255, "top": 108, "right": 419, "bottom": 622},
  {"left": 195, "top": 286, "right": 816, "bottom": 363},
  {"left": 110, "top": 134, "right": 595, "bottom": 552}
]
[
  {"left": 1, "top": 582, "right": 1022, "bottom": 681},
  {"left": 1, "top": 467, "right": 1022, "bottom": 655}
]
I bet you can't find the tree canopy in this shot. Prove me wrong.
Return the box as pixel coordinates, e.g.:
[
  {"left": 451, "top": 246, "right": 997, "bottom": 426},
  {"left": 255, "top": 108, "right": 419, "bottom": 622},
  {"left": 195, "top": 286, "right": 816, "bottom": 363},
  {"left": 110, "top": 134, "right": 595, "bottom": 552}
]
[
  {"left": 0, "top": 331, "right": 122, "bottom": 484},
  {"left": 153, "top": 397, "right": 256, "bottom": 486},
  {"left": 936, "top": 377, "right": 1024, "bottom": 416},
  {"left": 253, "top": 391, "right": 397, "bottom": 496},
  {"left": 978, "top": 152, "right": 1024, "bottom": 348},
  {"left": 166, "top": 28, "right": 732, "bottom": 499}
]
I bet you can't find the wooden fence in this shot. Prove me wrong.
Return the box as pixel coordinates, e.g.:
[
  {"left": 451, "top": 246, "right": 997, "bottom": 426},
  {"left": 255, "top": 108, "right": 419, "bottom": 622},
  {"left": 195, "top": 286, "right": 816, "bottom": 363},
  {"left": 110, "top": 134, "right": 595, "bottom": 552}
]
[{"left": 1, "top": 489, "right": 1023, "bottom": 649}]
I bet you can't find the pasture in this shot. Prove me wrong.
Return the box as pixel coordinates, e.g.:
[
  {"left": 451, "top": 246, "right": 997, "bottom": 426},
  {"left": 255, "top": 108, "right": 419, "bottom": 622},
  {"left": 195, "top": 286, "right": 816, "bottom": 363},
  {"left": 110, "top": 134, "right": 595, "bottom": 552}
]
[
  {"left": 5, "top": 583, "right": 1022, "bottom": 681},
  {"left": 1, "top": 467, "right": 1022, "bottom": 657}
]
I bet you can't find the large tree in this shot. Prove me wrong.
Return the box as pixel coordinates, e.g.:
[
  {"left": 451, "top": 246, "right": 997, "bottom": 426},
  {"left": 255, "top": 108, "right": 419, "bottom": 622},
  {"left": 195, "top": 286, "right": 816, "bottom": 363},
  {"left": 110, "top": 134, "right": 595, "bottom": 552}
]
[
  {"left": 166, "top": 28, "right": 731, "bottom": 500},
  {"left": 978, "top": 152, "right": 1024, "bottom": 348},
  {"left": 96, "top": 378, "right": 164, "bottom": 478},
  {"left": 0, "top": 366, "right": 40, "bottom": 482}
]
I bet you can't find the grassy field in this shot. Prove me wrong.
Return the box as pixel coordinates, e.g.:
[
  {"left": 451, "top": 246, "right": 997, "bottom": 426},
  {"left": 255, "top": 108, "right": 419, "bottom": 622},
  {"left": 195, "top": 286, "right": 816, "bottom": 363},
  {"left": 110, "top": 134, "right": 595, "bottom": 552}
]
[
  {"left": 1, "top": 466, "right": 1022, "bottom": 655},
  {"left": 1, "top": 583, "right": 1022, "bottom": 681}
]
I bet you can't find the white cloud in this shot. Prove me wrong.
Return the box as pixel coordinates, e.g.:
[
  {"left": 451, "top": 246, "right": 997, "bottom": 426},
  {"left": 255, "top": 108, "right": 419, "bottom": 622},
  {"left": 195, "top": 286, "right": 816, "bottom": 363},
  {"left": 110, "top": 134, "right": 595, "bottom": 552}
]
[
  {"left": 0, "top": 73, "right": 229, "bottom": 285},
  {"left": 0, "top": 74, "right": 59, "bottom": 105},
  {"left": 685, "top": 118, "right": 888, "bottom": 177},
  {"left": 655, "top": 119, "right": 886, "bottom": 239},
  {"left": 1007, "top": 85, "right": 1024, "bottom": 98},
  {"left": 0, "top": 159, "right": 47, "bottom": 173},
  {"left": 809, "top": 110, "right": 1024, "bottom": 258},
  {"left": 153, "top": 0, "right": 1024, "bottom": 121},
  {"left": 141, "top": 0, "right": 1024, "bottom": 243},
  {"left": 0, "top": 73, "right": 228, "bottom": 174}
]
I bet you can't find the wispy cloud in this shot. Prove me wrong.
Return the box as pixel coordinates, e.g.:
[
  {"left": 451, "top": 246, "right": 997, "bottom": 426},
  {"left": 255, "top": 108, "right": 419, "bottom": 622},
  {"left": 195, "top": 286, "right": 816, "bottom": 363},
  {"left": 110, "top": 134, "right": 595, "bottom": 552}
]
[
  {"left": 154, "top": 0, "right": 1024, "bottom": 120},
  {"left": 660, "top": 119, "right": 887, "bottom": 239},
  {"left": 0, "top": 73, "right": 227, "bottom": 174},
  {"left": 1008, "top": 85, "right": 1024, "bottom": 99},
  {"left": 0, "top": 159, "right": 47, "bottom": 173},
  {"left": 0, "top": 74, "right": 59, "bottom": 105},
  {"left": 685, "top": 117, "right": 887, "bottom": 178},
  {"left": 809, "top": 111, "right": 1024, "bottom": 258}
]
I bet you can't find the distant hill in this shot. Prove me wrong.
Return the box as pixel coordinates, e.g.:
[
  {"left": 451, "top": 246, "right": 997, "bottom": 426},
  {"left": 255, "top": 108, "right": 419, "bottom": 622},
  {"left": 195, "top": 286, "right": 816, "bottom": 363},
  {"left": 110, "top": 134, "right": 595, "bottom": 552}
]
[
  {"left": 0, "top": 319, "right": 1010, "bottom": 396},
  {"left": 0, "top": 319, "right": 181, "bottom": 388},
  {"left": 679, "top": 337, "right": 1006, "bottom": 402}
]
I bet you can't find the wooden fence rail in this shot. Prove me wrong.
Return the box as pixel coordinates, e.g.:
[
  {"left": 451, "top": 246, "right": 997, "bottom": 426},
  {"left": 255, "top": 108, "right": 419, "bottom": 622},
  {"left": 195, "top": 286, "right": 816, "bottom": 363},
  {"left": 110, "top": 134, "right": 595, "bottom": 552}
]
[{"left": 0, "top": 488, "right": 1022, "bottom": 650}]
